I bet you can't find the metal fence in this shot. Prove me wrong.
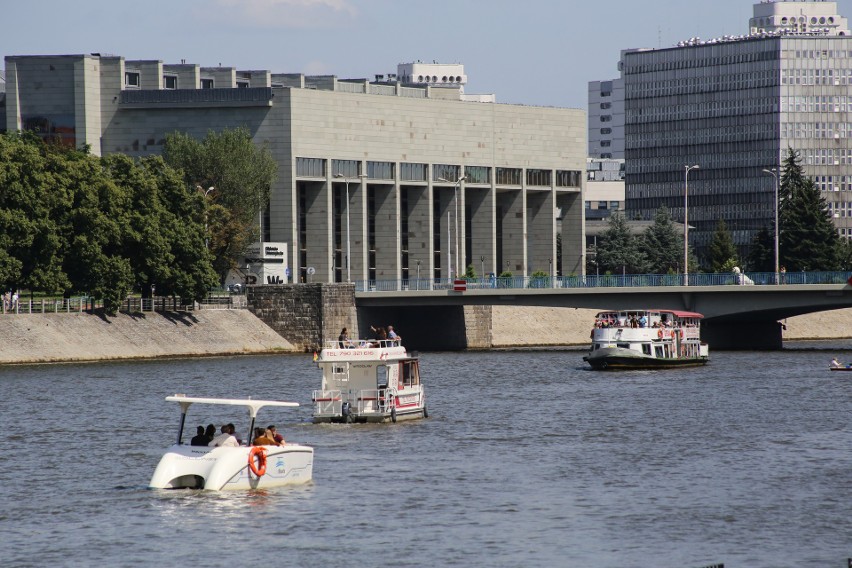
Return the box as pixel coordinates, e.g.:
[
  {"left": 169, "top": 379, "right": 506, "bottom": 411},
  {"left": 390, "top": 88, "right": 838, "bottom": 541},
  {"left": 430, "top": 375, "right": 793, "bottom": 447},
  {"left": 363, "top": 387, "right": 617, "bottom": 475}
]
[
  {"left": 354, "top": 271, "right": 852, "bottom": 292},
  {"left": 1, "top": 294, "right": 247, "bottom": 315}
]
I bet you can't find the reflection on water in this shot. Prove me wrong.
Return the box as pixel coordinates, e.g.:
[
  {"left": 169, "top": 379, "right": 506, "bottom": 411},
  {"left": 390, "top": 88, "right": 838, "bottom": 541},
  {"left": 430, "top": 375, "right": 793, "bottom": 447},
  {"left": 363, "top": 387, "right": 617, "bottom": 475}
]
[{"left": 2, "top": 347, "right": 852, "bottom": 567}]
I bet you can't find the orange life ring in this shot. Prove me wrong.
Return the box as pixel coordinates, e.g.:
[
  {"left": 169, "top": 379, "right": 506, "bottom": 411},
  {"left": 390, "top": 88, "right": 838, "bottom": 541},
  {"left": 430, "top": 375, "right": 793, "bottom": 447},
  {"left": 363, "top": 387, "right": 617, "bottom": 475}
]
[
  {"left": 248, "top": 446, "right": 267, "bottom": 477},
  {"left": 657, "top": 329, "right": 664, "bottom": 339}
]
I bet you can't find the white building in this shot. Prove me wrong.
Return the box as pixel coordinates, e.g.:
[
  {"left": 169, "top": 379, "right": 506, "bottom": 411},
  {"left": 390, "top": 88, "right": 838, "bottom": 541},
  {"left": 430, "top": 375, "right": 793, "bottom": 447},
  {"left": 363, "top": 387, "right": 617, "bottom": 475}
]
[{"left": 588, "top": 79, "right": 625, "bottom": 159}]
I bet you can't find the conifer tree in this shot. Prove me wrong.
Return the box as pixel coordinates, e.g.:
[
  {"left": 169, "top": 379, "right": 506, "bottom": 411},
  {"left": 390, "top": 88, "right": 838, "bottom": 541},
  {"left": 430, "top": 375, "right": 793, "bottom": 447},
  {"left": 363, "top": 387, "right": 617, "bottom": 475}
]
[
  {"left": 643, "top": 206, "right": 684, "bottom": 273},
  {"left": 596, "top": 212, "right": 648, "bottom": 274},
  {"left": 778, "top": 148, "right": 840, "bottom": 271},
  {"left": 708, "top": 219, "right": 738, "bottom": 272}
]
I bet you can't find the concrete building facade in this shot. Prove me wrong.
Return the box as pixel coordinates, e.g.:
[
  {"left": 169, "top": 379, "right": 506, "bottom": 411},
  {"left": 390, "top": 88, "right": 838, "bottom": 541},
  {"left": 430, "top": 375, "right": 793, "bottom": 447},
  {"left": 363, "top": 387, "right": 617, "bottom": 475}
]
[
  {"left": 3, "top": 54, "right": 586, "bottom": 285},
  {"left": 587, "top": 78, "right": 625, "bottom": 159}
]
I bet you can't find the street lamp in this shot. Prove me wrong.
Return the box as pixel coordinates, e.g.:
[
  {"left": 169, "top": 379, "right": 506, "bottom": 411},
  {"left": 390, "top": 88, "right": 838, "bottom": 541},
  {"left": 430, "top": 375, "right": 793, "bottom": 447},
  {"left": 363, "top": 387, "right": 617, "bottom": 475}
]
[
  {"left": 684, "top": 164, "right": 699, "bottom": 286},
  {"left": 762, "top": 168, "right": 780, "bottom": 284},
  {"left": 438, "top": 175, "right": 466, "bottom": 277},
  {"left": 333, "top": 173, "right": 366, "bottom": 282},
  {"left": 197, "top": 186, "right": 214, "bottom": 248}
]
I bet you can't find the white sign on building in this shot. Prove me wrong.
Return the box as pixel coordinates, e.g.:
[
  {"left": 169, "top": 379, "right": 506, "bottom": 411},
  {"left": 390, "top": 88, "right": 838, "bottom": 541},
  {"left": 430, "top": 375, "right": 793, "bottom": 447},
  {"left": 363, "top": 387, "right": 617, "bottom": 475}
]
[{"left": 245, "top": 242, "right": 288, "bottom": 285}]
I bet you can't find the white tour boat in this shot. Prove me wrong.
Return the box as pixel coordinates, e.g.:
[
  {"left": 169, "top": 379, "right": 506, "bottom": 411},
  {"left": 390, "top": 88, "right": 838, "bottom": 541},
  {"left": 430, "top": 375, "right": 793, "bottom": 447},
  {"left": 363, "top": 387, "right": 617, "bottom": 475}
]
[
  {"left": 583, "top": 309, "right": 710, "bottom": 370},
  {"left": 149, "top": 395, "right": 314, "bottom": 490},
  {"left": 312, "top": 338, "right": 427, "bottom": 423}
]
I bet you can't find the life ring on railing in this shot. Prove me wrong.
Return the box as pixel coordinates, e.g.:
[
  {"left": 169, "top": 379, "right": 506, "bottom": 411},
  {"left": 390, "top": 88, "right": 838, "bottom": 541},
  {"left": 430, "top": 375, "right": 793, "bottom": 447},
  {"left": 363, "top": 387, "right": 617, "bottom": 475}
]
[
  {"left": 248, "top": 446, "right": 267, "bottom": 477},
  {"left": 657, "top": 329, "right": 664, "bottom": 339}
]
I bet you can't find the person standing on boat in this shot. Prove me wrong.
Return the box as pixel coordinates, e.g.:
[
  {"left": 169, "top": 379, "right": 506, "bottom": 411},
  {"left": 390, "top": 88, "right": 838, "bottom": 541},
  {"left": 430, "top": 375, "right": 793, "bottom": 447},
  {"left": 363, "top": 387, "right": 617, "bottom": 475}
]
[
  {"left": 338, "top": 327, "right": 351, "bottom": 348},
  {"left": 387, "top": 325, "right": 401, "bottom": 344},
  {"left": 639, "top": 314, "right": 647, "bottom": 328}
]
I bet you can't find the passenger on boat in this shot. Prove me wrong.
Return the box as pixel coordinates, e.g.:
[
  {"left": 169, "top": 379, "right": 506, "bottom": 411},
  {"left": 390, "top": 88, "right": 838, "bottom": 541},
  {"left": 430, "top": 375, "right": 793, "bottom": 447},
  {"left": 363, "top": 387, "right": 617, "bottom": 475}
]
[
  {"left": 204, "top": 423, "right": 216, "bottom": 443},
  {"left": 253, "top": 427, "right": 277, "bottom": 446},
  {"left": 209, "top": 424, "right": 239, "bottom": 447},
  {"left": 190, "top": 425, "right": 207, "bottom": 446},
  {"left": 831, "top": 357, "right": 842, "bottom": 368},
  {"left": 388, "top": 325, "right": 402, "bottom": 343},
  {"left": 639, "top": 314, "right": 647, "bottom": 328},
  {"left": 338, "top": 327, "right": 353, "bottom": 348},
  {"left": 268, "top": 425, "right": 285, "bottom": 445}
]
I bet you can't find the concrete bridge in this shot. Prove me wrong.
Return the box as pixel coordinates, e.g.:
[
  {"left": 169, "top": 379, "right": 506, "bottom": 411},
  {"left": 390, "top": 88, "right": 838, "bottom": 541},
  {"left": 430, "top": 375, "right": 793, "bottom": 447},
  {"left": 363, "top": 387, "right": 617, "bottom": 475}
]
[{"left": 354, "top": 281, "right": 852, "bottom": 350}]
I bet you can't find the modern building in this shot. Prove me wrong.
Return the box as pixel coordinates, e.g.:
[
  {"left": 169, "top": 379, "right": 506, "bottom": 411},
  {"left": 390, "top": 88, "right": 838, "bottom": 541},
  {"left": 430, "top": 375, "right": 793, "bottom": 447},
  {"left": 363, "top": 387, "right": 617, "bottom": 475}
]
[
  {"left": 3, "top": 54, "right": 586, "bottom": 284},
  {"left": 617, "top": 0, "right": 852, "bottom": 263},
  {"left": 587, "top": 79, "right": 624, "bottom": 159}
]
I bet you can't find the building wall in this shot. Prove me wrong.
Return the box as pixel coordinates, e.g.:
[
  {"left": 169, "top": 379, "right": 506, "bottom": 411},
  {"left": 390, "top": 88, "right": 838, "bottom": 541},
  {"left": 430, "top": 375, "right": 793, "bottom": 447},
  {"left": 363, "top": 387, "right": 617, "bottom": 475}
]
[
  {"left": 4, "top": 53, "right": 587, "bottom": 285},
  {"left": 588, "top": 78, "right": 625, "bottom": 159}
]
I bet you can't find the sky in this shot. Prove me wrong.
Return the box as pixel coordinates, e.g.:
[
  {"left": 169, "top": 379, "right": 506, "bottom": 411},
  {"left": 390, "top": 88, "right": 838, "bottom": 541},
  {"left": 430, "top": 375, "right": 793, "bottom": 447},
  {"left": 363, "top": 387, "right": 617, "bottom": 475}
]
[{"left": 3, "top": 0, "right": 852, "bottom": 109}]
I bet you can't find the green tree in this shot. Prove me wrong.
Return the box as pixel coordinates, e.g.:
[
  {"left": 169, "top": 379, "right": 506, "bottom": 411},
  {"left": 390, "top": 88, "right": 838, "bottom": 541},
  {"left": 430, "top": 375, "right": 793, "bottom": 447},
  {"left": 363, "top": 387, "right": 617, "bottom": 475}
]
[
  {"left": 778, "top": 148, "right": 840, "bottom": 271},
  {"left": 643, "top": 206, "right": 684, "bottom": 273},
  {"left": 708, "top": 218, "right": 738, "bottom": 272},
  {"left": 163, "top": 128, "right": 277, "bottom": 281},
  {"left": 596, "top": 213, "right": 648, "bottom": 274},
  {"left": 746, "top": 226, "right": 774, "bottom": 272}
]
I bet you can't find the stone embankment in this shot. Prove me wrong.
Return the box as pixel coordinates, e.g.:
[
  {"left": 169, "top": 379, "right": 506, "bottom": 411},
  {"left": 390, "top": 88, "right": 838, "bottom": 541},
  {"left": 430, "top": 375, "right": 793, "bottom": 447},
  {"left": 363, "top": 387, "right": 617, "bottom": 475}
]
[{"left": 0, "top": 310, "right": 293, "bottom": 365}]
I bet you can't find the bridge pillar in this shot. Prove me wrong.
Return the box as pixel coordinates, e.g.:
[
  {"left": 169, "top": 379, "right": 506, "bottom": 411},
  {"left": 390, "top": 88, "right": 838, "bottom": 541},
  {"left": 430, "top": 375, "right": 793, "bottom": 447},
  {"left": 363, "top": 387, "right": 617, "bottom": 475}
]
[{"left": 702, "top": 319, "right": 783, "bottom": 350}]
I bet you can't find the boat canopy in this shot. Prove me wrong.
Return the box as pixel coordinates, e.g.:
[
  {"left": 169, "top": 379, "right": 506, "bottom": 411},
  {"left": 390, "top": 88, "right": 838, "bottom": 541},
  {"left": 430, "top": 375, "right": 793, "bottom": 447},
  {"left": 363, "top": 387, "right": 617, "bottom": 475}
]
[
  {"left": 165, "top": 395, "right": 299, "bottom": 419},
  {"left": 595, "top": 309, "right": 703, "bottom": 319}
]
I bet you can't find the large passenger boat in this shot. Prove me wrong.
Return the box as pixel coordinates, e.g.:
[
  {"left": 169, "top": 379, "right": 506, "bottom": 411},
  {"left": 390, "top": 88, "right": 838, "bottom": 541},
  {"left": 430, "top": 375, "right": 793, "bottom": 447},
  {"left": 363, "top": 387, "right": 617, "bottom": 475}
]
[
  {"left": 311, "top": 339, "right": 427, "bottom": 423},
  {"left": 583, "top": 309, "right": 709, "bottom": 370}
]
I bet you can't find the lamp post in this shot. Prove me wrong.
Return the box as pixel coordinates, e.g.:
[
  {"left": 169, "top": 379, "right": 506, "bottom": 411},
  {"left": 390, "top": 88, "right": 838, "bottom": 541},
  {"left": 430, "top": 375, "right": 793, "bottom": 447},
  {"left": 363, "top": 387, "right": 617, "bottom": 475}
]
[
  {"left": 684, "top": 164, "right": 700, "bottom": 286},
  {"left": 762, "top": 168, "right": 780, "bottom": 284},
  {"left": 197, "top": 186, "right": 214, "bottom": 248},
  {"left": 438, "top": 175, "right": 466, "bottom": 277}
]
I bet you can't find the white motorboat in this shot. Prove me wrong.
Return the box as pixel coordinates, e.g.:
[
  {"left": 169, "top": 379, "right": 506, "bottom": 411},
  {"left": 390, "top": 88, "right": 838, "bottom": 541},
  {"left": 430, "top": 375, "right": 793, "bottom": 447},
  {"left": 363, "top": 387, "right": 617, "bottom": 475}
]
[
  {"left": 311, "top": 339, "right": 427, "bottom": 423},
  {"left": 149, "top": 395, "right": 313, "bottom": 490},
  {"left": 583, "top": 309, "right": 710, "bottom": 370}
]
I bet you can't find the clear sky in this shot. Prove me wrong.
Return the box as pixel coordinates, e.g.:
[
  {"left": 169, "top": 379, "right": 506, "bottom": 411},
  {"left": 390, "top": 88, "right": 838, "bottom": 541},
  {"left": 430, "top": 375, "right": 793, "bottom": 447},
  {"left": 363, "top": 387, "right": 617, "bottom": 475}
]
[{"left": 3, "top": 0, "right": 852, "bottom": 109}]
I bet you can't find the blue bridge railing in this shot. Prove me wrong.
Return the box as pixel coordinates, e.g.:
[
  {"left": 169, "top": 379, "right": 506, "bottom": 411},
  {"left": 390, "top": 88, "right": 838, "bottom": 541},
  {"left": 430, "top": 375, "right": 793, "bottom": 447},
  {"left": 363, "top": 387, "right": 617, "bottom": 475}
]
[{"left": 354, "top": 271, "right": 852, "bottom": 292}]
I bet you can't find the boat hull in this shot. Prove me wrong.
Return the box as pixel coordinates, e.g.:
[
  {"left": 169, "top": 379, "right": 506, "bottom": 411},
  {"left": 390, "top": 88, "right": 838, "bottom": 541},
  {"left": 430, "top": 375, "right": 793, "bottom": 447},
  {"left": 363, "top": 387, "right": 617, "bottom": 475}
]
[
  {"left": 149, "top": 444, "right": 313, "bottom": 490},
  {"left": 584, "top": 347, "right": 709, "bottom": 370},
  {"left": 829, "top": 367, "right": 852, "bottom": 371},
  {"left": 313, "top": 406, "right": 426, "bottom": 424}
]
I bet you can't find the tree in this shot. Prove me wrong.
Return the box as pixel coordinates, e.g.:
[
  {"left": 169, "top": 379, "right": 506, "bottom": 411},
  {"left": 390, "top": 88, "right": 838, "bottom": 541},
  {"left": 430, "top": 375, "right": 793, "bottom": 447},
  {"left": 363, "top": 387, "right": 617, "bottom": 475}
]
[
  {"left": 163, "top": 128, "right": 277, "bottom": 281},
  {"left": 596, "top": 213, "right": 648, "bottom": 274},
  {"left": 778, "top": 148, "right": 841, "bottom": 271},
  {"left": 746, "top": 226, "right": 774, "bottom": 272},
  {"left": 708, "top": 219, "right": 738, "bottom": 272},
  {"left": 643, "top": 206, "right": 684, "bottom": 273}
]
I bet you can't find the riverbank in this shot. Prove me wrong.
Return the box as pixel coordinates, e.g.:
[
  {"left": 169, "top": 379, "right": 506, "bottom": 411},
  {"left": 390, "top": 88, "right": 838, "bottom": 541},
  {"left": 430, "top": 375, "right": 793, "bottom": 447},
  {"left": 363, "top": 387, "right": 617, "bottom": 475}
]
[
  {"left": 0, "top": 305, "right": 847, "bottom": 364},
  {"left": 0, "top": 310, "right": 293, "bottom": 364}
]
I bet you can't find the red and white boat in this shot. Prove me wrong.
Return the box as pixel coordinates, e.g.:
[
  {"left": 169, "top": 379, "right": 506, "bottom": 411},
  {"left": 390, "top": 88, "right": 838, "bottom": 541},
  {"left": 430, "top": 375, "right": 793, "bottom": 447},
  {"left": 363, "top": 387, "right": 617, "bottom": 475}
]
[
  {"left": 311, "top": 339, "right": 427, "bottom": 423},
  {"left": 583, "top": 309, "right": 710, "bottom": 370}
]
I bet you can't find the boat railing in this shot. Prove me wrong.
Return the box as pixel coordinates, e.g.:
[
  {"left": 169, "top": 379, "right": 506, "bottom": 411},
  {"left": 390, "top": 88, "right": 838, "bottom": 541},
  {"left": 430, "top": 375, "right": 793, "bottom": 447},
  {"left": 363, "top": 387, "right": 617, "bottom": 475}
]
[
  {"left": 311, "top": 389, "right": 342, "bottom": 415},
  {"left": 323, "top": 338, "right": 403, "bottom": 350},
  {"left": 354, "top": 387, "right": 396, "bottom": 414}
]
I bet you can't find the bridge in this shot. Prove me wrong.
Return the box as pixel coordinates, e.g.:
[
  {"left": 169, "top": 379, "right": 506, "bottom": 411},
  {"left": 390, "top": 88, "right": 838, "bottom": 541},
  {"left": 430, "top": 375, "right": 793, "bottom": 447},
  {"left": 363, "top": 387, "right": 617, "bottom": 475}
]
[{"left": 352, "top": 272, "right": 852, "bottom": 350}]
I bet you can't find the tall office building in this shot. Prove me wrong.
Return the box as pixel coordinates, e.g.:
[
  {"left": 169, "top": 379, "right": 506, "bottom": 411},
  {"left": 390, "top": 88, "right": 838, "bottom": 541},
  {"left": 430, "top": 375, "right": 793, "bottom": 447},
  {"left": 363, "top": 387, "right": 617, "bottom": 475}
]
[
  {"left": 3, "top": 54, "right": 586, "bottom": 284},
  {"left": 622, "top": 1, "right": 852, "bottom": 264}
]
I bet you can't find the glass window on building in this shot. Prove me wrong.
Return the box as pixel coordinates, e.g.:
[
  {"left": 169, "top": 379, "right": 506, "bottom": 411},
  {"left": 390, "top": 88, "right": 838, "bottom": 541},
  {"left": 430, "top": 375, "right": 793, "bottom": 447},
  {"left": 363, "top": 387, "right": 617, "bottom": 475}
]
[
  {"left": 296, "top": 157, "right": 325, "bottom": 177},
  {"left": 556, "top": 170, "right": 581, "bottom": 188},
  {"left": 201, "top": 78, "right": 214, "bottom": 89},
  {"left": 496, "top": 168, "right": 522, "bottom": 185},
  {"left": 163, "top": 75, "right": 178, "bottom": 89},
  {"left": 367, "top": 161, "right": 394, "bottom": 180},
  {"left": 331, "top": 159, "right": 360, "bottom": 178},
  {"left": 609, "top": 201, "right": 620, "bottom": 211},
  {"left": 401, "top": 162, "right": 427, "bottom": 182},
  {"left": 125, "top": 71, "right": 140, "bottom": 88},
  {"left": 526, "top": 169, "right": 551, "bottom": 187},
  {"left": 465, "top": 166, "right": 490, "bottom": 185},
  {"left": 433, "top": 164, "right": 461, "bottom": 182}
]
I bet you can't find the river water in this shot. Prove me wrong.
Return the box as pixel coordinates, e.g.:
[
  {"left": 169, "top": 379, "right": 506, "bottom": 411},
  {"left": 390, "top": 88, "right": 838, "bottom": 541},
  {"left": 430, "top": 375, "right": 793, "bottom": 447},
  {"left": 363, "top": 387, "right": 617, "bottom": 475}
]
[{"left": 2, "top": 346, "right": 852, "bottom": 568}]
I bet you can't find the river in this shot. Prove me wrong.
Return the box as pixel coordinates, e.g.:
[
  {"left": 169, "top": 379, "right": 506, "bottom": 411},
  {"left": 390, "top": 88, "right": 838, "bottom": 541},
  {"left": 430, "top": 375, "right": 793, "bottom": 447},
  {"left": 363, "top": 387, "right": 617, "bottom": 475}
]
[{"left": 2, "top": 346, "right": 852, "bottom": 567}]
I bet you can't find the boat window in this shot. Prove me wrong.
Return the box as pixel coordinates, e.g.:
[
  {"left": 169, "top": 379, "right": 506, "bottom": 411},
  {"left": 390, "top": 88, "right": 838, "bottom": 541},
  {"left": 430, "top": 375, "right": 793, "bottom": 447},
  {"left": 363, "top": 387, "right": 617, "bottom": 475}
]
[
  {"left": 642, "top": 344, "right": 651, "bottom": 355},
  {"left": 654, "top": 346, "right": 664, "bottom": 358},
  {"left": 402, "top": 361, "right": 419, "bottom": 387},
  {"left": 332, "top": 364, "right": 349, "bottom": 383}
]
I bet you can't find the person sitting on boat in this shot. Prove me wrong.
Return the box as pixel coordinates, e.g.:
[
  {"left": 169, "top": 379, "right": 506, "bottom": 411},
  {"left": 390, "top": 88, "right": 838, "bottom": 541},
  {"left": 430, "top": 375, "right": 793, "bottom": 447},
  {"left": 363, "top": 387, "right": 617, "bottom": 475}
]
[
  {"left": 268, "top": 425, "right": 285, "bottom": 445},
  {"left": 209, "top": 424, "right": 239, "bottom": 447},
  {"left": 253, "top": 427, "right": 277, "bottom": 446},
  {"left": 831, "top": 357, "right": 842, "bottom": 369},
  {"left": 204, "top": 423, "right": 216, "bottom": 443},
  {"left": 190, "top": 425, "right": 207, "bottom": 446}
]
